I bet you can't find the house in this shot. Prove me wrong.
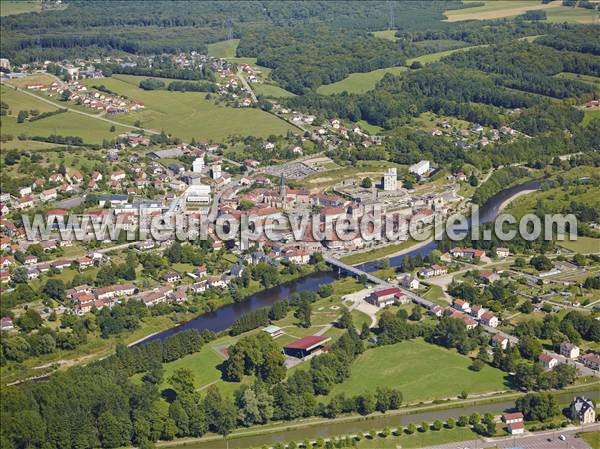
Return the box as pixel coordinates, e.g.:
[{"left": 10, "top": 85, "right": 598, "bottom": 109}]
[
  {"left": 507, "top": 421, "right": 524, "bottom": 435},
  {"left": 496, "top": 247, "right": 510, "bottom": 258},
  {"left": 0, "top": 256, "right": 15, "bottom": 269},
  {"left": 450, "top": 247, "right": 485, "bottom": 260},
  {"left": 75, "top": 256, "right": 94, "bottom": 269},
  {"left": 190, "top": 281, "right": 207, "bottom": 294},
  {"left": 0, "top": 316, "right": 14, "bottom": 331},
  {"left": 560, "top": 342, "right": 580, "bottom": 360},
  {"left": 283, "top": 335, "right": 331, "bottom": 359},
  {"left": 366, "top": 287, "right": 402, "bottom": 308},
  {"left": 96, "top": 283, "right": 136, "bottom": 301},
  {"left": 580, "top": 352, "right": 600, "bottom": 371},
  {"left": 450, "top": 311, "right": 478, "bottom": 330},
  {"left": 491, "top": 334, "right": 509, "bottom": 350},
  {"left": 162, "top": 272, "right": 181, "bottom": 283},
  {"left": 284, "top": 249, "right": 310, "bottom": 265},
  {"left": 502, "top": 412, "right": 524, "bottom": 425},
  {"left": 230, "top": 262, "right": 245, "bottom": 277},
  {"left": 98, "top": 194, "right": 128, "bottom": 207},
  {"left": 452, "top": 299, "right": 470, "bottom": 313},
  {"left": 110, "top": 170, "right": 126, "bottom": 182},
  {"left": 480, "top": 311, "right": 498, "bottom": 328},
  {"left": 430, "top": 305, "right": 444, "bottom": 318},
  {"left": 409, "top": 160, "right": 430, "bottom": 177},
  {"left": 569, "top": 397, "right": 596, "bottom": 424},
  {"left": 479, "top": 271, "right": 500, "bottom": 283},
  {"left": 402, "top": 275, "right": 420, "bottom": 290},
  {"left": 24, "top": 255, "right": 38, "bottom": 265},
  {"left": 40, "top": 188, "right": 58, "bottom": 202},
  {"left": 470, "top": 304, "right": 485, "bottom": 320},
  {"left": 263, "top": 325, "right": 284, "bottom": 338},
  {"left": 539, "top": 353, "right": 558, "bottom": 370}
]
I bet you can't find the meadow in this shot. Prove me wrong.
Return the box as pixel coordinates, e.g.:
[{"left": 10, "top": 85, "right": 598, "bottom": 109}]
[
  {"left": 326, "top": 339, "right": 508, "bottom": 404},
  {"left": 444, "top": 0, "right": 597, "bottom": 23},
  {"left": 406, "top": 44, "right": 484, "bottom": 65},
  {"left": 0, "top": 0, "right": 41, "bottom": 16},
  {"left": 80, "top": 75, "right": 295, "bottom": 141},
  {"left": 316, "top": 66, "right": 407, "bottom": 95},
  {"left": 371, "top": 30, "right": 398, "bottom": 41},
  {"left": 253, "top": 83, "right": 297, "bottom": 98},
  {"left": 207, "top": 39, "right": 240, "bottom": 59}
]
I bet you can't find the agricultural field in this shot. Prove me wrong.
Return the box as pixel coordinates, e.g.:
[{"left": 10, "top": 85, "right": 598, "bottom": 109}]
[
  {"left": 1, "top": 85, "right": 57, "bottom": 114},
  {"left": 326, "top": 339, "right": 508, "bottom": 404},
  {"left": 316, "top": 66, "right": 407, "bottom": 95},
  {"left": 406, "top": 44, "right": 485, "bottom": 65},
  {"left": 582, "top": 109, "right": 600, "bottom": 126},
  {"left": 0, "top": 0, "right": 41, "bottom": 16},
  {"left": 545, "top": 5, "right": 599, "bottom": 23},
  {"left": 80, "top": 75, "right": 295, "bottom": 141},
  {"left": 557, "top": 236, "right": 600, "bottom": 254},
  {"left": 207, "top": 39, "right": 240, "bottom": 59},
  {"left": 444, "top": 1, "right": 574, "bottom": 22}
]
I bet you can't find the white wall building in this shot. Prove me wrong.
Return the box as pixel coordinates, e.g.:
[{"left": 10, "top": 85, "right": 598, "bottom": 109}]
[
  {"left": 383, "top": 167, "right": 397, "bottom": 191},
  {"left": 186, "top": 184, "right": 211, "bottom": 204},
  {"left": 409, "top": 160, "right": 430, "bottom": 177},
  {"left": 192, "top": 157, "right": 205, "bottom": 173}
]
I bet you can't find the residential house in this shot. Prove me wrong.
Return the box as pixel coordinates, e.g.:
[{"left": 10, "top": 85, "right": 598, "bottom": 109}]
[
  {"left": 162, "top": 272, "right": 181, "bottom": 283},
  {"left": 0, "top": 316, "right": 14, "bottom": 331},
  {"left": 491, "top": 334, "right": 509, "bottom": 350},
  {"left": 560, "top": 342, "right": 580, "bottom": 360},
  {"left": 480, "top": 311, "right": 498, "bottom": 328},
  {"left": 539, "top": 353, "right": 558, "bottom": 370},
  {"left": 569, "top": 397, "right": 596, "bottom": 424},
  {"left": 452, "top": 299, "right": 471, "bottom": 313},
  {"left": 496, "top": 247, "right": 510, "bottom": 258},
  {"left": 580, "top": 353, "right": 600, "bottom": 371},
  {"left": 502, "top": 412, "right": 524, "bottom": 435}
]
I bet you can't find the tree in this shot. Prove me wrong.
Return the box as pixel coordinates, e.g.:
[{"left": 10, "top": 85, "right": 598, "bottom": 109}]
[
  {"left": 432, "top": 420, "right": 443, "bottom": 431},
  {"left": 169, "top": 368, "right": 196, "bottom": 397},
  {"left": 10, "top": 267, "right": 28, "bottom": 284},
  {"left": 457, "top": 416, "right": 469, "bottom": 427},
  {"left": 42, "top": 279, "right": 66, "bottom": 300},
  {"left": 410, "top": 61, "right": 423, "bottom": 70},
  {"left": 16, "top": 309, "right": 43, "bottom": 332},
  {"left": 469, "top": 413, "right": 480, "bottom": 425},
  {"left": 420, "top": 421, "right": 428, "bottom": 432},
  {"left": 516, "top": 392, "right": 559, "bottom": 421},
  {"left": 520, "top": 300, "right": 534, "bottom": 314},
  {"left": 469, "top": 359, "right": 485, "bottom": 372},
  {"left": 519, "top": 336, "right": 543, "bottom": 360},
  {"left": 295, "top": 300, "right": 312, "bottom": 328},
  {"left": 17, "top": 110, "right": 28, "bottom": 123},
  {"left": 446, "top": 418, "right": 455, "bottom": 429},
  {"left": 406, "top": 423, "right": 416, "bottom": 434},
  {"left": 361, "top": 177, "right": 372, "bottom": 188}
]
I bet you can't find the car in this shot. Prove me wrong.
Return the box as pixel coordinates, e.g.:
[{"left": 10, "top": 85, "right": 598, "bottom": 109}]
[{"left": 559, "top": 435, "right": 566, "bottom": 441}]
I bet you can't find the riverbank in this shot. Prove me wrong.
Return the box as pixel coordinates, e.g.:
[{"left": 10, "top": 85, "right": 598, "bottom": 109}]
[
  {"left": 497, "top": 189, "right": 538, "bottom": 213},
  {"left": 340, "top": 237, "right": 429, "bottom": 266}
]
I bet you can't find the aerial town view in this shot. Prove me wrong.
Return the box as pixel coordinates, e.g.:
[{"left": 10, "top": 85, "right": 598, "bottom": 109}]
[{"left": 0, "top": 1, "right": 599, "bottom": 449}]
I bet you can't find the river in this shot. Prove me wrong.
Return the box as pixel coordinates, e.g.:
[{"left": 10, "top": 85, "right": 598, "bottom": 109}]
[{"left": 140, "top": 179, "right": 540, "bottom": 344}]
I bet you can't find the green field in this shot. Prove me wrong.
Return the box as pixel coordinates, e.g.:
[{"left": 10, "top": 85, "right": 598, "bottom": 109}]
[
  {"left": 556, "top": 73, "right": 600, "bottom": 92},
  {"left": 207, "top": 39, "right": 240, "bottom": 59},
  {"left": 253, "top": 83, "right": 296, "bottom": 98},
  {"left": 316, "top": 66, "right": 407, "bottom": 95},
  {"left": 371, "top": 30, "right": 398, "bottom": 41},
  {"left": 445, "top": 1, "right": 566, "bottom": 21},
  {"left": 557, "top": 236, "right": 600, "bottom": 254},
  {"left": 357, "top": 427, "right": 481, "bottom": 449},
  {"left": 161, "top": 344, "right": 227, "bottom": 391},
  {"left": 406, "top": 44, "right": 485, "bottom": 65},
  {"left": 579, "top": 430, "right": 600, "bottom": 449},
  {"left": 356, "top": 120, "right": 383, "bottom": 134},
  {"left": 0, "top": 139, "right": 68, "bottom": 151},
  {"left": 1, "top": 85, "right": 57, "bottom": 113},
  {"left": 545, "top": 6, "right": 599, "bottom": 23},
  {"left": 0, "top": 0, "right": 41, "bottom": 16},
  {"left": 583, "top": 109, "right": 600, "bottom": 126},
  {"left": 327, "top": 339, "right": 508, "bottom": 404},
  {"left": 80, "top": 75, "right": 294, "bottom": 141},
  {"left": 1, "top": 112, "right": 129, "bottom": 145},
  {"left": 340, "top": 239, "right": 418, "bottom": 265}
]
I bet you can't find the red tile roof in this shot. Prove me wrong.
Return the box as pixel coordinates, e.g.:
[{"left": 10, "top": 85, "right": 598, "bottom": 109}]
[{"left": 284, "top": 335, "right": 330, "bottom": 350}]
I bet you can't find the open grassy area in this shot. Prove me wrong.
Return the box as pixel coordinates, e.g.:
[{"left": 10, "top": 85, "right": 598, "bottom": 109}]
[
  {"left": 357, "top": 427, "right": 481, "bottom": 449},
  {"left": 444, "top": 1, "right": 565, "bottom": 22},
  {"left": 0, "top": 139, "right": 68, "bottom": 151},
  {"left": 406, "top": 44, "right": 485, "bottom": 65},
  {"left": 316, "top": 66, "right": 407, "bottom": 95},
  {"left": 556, "top": 73, "right": 600, "bottom": 92},
  {"left": 327, "top": 339, "right": 508, "bottom": 404},
  {"left": 356, "top": 120, "right": 383, "bottom": 135},
  {"left": 1, "top": 85, "right": 57, "bottom": 113},
  {"left": 579, "top": 430, "right": 600, "bottom": 449},
  {"left": 161, "top": 344, "right": 227, "bottom": 391},
  {"left": 545, "top": 5, "right": 599, "bottom": 23},
  {"left": 80, "top": 75, "right": 294, "bottom": 141},
  {"left": 371, "top": 30, "right": 398, "bottom": 41},
  {"left": 557, "top": 236, "right": 600, "bottom": 254},
  {"left": 0, "top": 0, "right": 41, "bottom": 16},
  {"left": 340, "top": 239, "right": 418, "bottom": 265},
  {"left": 253, "top": 83, "right": 296, "bottom": 98},
  {"left": 207, "top": 39, "right": 240, "bottom": 58},
  {"left": 583, "top": 109, "right": 600, "bottom": 126}
]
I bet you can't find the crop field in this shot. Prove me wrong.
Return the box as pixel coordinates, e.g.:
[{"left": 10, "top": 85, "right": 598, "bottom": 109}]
[
  {"left": 327, "top": 339, "right": 508, "bottom": 404},
  {"left": 207, "top": 39, "right": 240, "bottom": 58},
  {"left": 444, "top": 1, "right": 566, "bottom": 22},
  {"left": 80, "top": 75, "right": 295, "bottom": 141},
  {"left": 316, "top": 66, "right": 407, "bottom": 95},
  {"left": 0, "top": 0, "right": 41, "bottom": 16}
]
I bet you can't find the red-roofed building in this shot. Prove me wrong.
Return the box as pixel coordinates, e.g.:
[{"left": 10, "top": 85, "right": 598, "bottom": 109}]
[
  {"left": 366, "top": 287, "right": 403, "bottom": 308},
  {"left": 539, "top": 353, "right": 558, "bottom": 370},
  {"left": 507, "top": 421, "right": 524, "bottom": 435},
  {"left": 283, "top": 335, "right": 331, "bottom": 359}
]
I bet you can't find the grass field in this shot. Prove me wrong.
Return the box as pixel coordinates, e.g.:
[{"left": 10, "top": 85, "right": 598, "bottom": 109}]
[
  {"left": 80, "top": 75, "right": 294, "bottom": 141},
  {"left": 0, "top": 139, "right": 68, "bottom": 151},
  {"left": 582, "top": 109, "right": 600, "bottom": 126},
  {"left": 5, "top": 73, "right": 57, "bottom": 88},
  {"left": 579, "top": 430, "right": 600, "bottom": 449},
  {"left": 253, "top": 83, "right": 296, "bottom": 98},
  {"left": 556, "top": 73, "right": 600, "bottom": 92},
  {"left": 1, "top": 85, "right": 57, "bottom": 113},
  {"left": 316, "top": 66, "right": 407, "bottom": 95},
  {"left": 357, "top": 427, "right": 481, "bottom": 449},
  {"left": 371, "top": 30, "right": 398, "bottom": 41},
  {"left": 340, "top": 239, "right": 418, "bottom": 265},
  {"left": 161, "top": 344, "right": 227, "bottom": 391},
  {"left": 406, "top": 44, "right": 484, "bottom": 65},
  {"left": 0, "top": 0, "right": 41, "bottom": 16},
  {"left": 207, "top": 39, "right": 240, "bottom": 59},
  {"left": 356, "top": 120, "right": 383, "bottom": 134},
  {"left": 327, "top": 339, "right": 508, "bottom": 404},
  {"left": 557, "top": 236, "right": 600, "bottom": 254},
  {"left": 545, "top": 6, "right": 599, "bottom": 23}
]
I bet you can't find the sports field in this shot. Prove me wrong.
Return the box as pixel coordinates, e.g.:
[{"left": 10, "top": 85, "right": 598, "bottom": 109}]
[
  {"left": 327, "top": 339, "right": 508, "bottom": 404},
  {"left": 444, "top": 0, "right": 597, "bottom": 23},
  {"left": 80, "top": 75, "right": 295, "bottom": 141},
  {"left": 207, "top": 39, "right": 240, "bottom": 58},
  {"left": 316, "top": 66, "right": 407, "bottom": 95}
]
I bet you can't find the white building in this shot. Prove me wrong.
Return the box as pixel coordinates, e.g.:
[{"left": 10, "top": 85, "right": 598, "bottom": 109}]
[
  {"left": 186, "top": 184, "right": 211, "bottom": 204},
  {"left": 211, "top": 164, "right": 221, "bottom": 180},
  {"left": 560, "top": 342, "right": 580, "bottom": 359},
  {"left": 383, "top": 167, "right": 397, "bottom": 191},
  {"left": 192, "top": 156, "right": 205, "bottom": 173},
  {"left": 409, "top": 160, "right": 430, "bottom": 177}
]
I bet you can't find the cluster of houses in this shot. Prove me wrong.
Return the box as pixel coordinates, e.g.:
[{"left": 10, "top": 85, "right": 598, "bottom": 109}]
[
  {"left": 429, "top": 119, "right": 520, "bottom": 151},
  {"left": 26, "top": 80, "right": 144, "bottom": 113},
  {"left": 429, "top": 298, "right": 500, "bottom": 329}
]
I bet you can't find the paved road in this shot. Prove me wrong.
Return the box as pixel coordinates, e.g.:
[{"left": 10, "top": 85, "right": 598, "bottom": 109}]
[{"left": 425, "top": 423, "right": 598, "bottom": 449}]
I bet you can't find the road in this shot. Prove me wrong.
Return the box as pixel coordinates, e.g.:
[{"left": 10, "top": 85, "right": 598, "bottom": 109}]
[
  {"left": 425, "top": 423, "right": 598, "bottom": 449},
  {"left": 236, "top": 68, "right": 257, "bottom": 103}
]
